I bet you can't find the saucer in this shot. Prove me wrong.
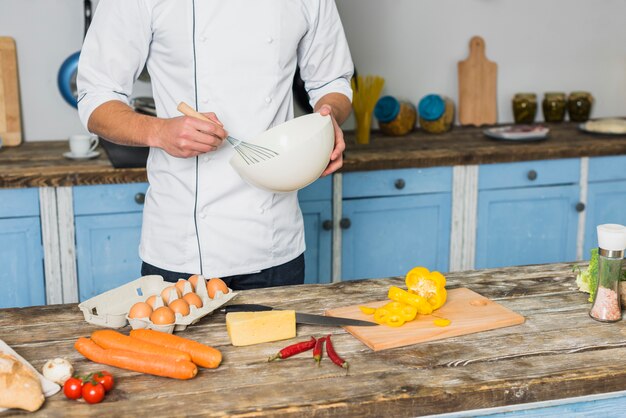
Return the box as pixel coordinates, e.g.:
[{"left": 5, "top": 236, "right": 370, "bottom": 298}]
[{"left": 63, "top": 151, "right": 100, "bottom": 160}]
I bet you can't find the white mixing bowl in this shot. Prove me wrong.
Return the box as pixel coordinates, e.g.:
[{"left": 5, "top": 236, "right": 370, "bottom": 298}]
[{"left": 230, "top": 113, "right": 334, "bottom": 193}]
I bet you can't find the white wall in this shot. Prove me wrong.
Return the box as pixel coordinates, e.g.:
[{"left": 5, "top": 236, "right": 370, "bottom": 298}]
[{"left": 1, "top": 0, "right": 625, "bottom": 141}]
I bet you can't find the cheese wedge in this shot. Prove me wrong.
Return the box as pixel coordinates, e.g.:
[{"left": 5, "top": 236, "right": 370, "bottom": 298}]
[{"left": 226, "top": 310, "right": 296, "bottom": 346}]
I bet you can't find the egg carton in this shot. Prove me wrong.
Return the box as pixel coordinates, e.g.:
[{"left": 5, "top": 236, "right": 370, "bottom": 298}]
[{"left": 78, "top": 275, "right": 237, "bottom": 333}]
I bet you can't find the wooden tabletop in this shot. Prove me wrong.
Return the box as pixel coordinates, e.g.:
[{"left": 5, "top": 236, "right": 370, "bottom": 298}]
[
  {"left": 2, "top": 262, "right": 625, "bottom": 417},
  {"left": 1, "top": 123, "right": 626, "bottom": 188}
]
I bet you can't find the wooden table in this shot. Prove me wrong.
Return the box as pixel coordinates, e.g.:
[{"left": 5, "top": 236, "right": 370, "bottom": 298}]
[
  {"left": 2, "top": 262, "right": 625, "bottom": 417},
  {"left": 1, "top": 123, "right": 625, "bottom": 187}
]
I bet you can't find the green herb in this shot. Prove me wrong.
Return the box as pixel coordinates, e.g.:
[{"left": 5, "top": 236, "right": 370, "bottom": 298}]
[{"left": 574, "top": 248, "right": 599, "bottom": 302}]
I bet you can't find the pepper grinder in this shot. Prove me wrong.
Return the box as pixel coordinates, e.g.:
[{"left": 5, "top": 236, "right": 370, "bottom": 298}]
[{"left": 589, "top": 224, "right": 626, "bottom": 322}]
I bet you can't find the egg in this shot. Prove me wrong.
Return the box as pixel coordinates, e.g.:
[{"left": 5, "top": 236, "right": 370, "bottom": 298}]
[
  {"left": 183, "top": 292, "right": 203, "bottom": 308},
  {"left": 150, "top": 306, "right": 176, "bottom": 325},
  {"left": 175, "top": 279, "right": 188, "bottom": 295},
  {"left": 161, "top": 285, "right": 182, "bottom": 304},
  {"left": 188, "top": 274, "right": 202, "bottom": 291},
  {"left": 169, "top": 298, "right": 190, "bottom": 316},
  {"left": 128, "top": 301, "right": 153, "bottom": 319},
  {"left": 145, "top": 294, "right": 163, "bottom": 309},
  {"left": 207, "top": 277, "right": 229, "bottom": 299}
]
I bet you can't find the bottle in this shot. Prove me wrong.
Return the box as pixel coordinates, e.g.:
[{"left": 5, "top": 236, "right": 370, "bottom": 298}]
[
  {"left": 542, "top": 92, "right": 566, "bottom": 123},
  {"left": 589, "top": 224, "right": 626, "bottom": 322},
  {"left": 567, "top": 91, "right": 594, "bottom": 122},
  {"left": 374, "top": 96, "right": 417, "bottom": 136},
  {"left": 418, "top": 94, "right": 455, "bottom": 134},
  {"left": 512, "top": 93, "right": 537, "bottom": 124}
]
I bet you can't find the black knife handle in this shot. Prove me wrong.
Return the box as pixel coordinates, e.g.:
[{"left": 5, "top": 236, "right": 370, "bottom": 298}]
[{"left": 221, "top": 304, "right": 274, "bottom": 313}]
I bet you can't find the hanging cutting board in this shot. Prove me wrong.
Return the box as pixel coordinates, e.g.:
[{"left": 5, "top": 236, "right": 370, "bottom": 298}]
[
  {"left": 0, "top": 37, "right": 22, "bottom": 147},
  {"left": 326, "top": 288, "right": 524, "bottom": 351},
  {"left": 458, "top": 36, "right": 497, "bottom": 126}
]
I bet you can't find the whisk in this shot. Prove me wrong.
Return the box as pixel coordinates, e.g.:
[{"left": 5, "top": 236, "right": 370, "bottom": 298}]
[{"left": 177, "top": 102, "right": 279, "bottom": 164}]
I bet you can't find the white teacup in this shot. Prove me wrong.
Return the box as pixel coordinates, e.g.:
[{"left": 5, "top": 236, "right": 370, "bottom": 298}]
[{"left": 69, "top": 134, "right": 99, "bottom": 156}]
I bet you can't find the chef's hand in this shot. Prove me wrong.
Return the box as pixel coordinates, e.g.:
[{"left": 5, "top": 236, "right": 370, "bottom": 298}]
[
  {"left": 317, "top": 104, "right": 345, "bottom": 177},
  {"left": 155, "top": 112, "right": 227, "bottom": 158}
]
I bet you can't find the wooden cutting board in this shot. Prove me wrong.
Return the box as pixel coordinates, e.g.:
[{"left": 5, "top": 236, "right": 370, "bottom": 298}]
[
  {"left": 0, "top": 37, "right": 22, "bottom": 147},
  {"left": 326, "top": 288, "right": 524, "bottom": 351},
  {"left": 458, "top": 36, "right": 497, "bottom": 126}
]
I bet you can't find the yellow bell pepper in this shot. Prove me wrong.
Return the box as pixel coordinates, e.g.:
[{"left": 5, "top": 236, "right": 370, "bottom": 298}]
[
  {"left": 359, "top": 306, "right": 376, "bottom": 315},
  {"left": 372, "top": 301, "right": 417, "bottom": 327},
  {"left": 405, "top": 267, "right": 447, "bottom": 310},
  {"left": 387, "top": 286, "right": 433, "bottom": 315}
]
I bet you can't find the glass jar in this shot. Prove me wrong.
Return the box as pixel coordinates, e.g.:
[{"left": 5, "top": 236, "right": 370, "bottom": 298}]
[
  {"left": 589, "top": 224, "right": 626, "bottom": 322},
  {"left": 567, "top": 91, "right": 593, "bottom": 122},
  {"left": 512, "top": 93, "right": 537, "bottom": 124},
  {"left": 418, "top": 94, "right": 455, "bottom": 134},
  {"left": 542, "top": 92, "right": 566, "bottom": 123},
  {"left": 374, "top": 96, "right": 417, "bottom": 136}
]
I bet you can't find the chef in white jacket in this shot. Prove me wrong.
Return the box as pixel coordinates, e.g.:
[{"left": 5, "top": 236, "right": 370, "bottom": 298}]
[{"left": 77, "top": 1, "right": 354, "bottom": 289}]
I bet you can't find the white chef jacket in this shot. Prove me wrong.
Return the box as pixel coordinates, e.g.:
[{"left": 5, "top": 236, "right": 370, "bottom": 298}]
[{"left": 77, "top": 0, "right": 353, "bottom": 277}]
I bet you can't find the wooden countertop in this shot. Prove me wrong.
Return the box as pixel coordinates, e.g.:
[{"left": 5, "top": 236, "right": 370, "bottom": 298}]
[
  {"left": 1, "top": 123, "right": 625, "bottom": 188},
  {"left": 2, "top": 262, "right": 625, "bottom": 417}
]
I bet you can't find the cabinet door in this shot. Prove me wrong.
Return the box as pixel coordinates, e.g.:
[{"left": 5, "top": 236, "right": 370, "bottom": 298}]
[
  {"left": 75, "top": 212, "right": 144, "bottom": 301},
  {"left": 0, "top": 217, "right": 46, "bottom": 308},
  {"left": 341, "top": 193, "right": 451, "bottom": 281},
  {"left": 475, "top": 185, "right": 579, "bottom": 269},
  {"left": 300, "top": 200, "right": 332, "bottom": 284},
  {"left": 583, "top": 180, "right": 626, "bottom": 257}
]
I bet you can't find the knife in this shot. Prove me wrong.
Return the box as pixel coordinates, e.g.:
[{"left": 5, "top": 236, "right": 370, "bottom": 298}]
[{"left": 221, "top": 304, "right": 377, "bottom": 327}]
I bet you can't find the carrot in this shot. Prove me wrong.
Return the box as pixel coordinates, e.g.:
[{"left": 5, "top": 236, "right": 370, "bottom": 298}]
[
  {"left": 130, "top": 329, "right": 222, "bottom": 369},
  {"left": 75, "top": 337, "right": 197, "bottom": 380},
  {"left": 91, "top": 329, "right": 191, "bottom": 362}
]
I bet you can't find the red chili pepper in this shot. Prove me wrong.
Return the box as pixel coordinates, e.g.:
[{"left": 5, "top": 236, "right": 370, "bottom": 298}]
[
  {"left": 313, "top": 336, "right": 326, "bottom": 366},
  {"left": 268, "top": 337, "right": 317, "bottom": 362},
  {"left": 325, "top": 334, "right": 348, "bottom": 371}
]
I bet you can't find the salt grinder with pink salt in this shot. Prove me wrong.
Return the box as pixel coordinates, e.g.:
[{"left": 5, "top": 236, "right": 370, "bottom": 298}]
[{"left": 589, "top": 224, "right": 626, "bottom": 322}]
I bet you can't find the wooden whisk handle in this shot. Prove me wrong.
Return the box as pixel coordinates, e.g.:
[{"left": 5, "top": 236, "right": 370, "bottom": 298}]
[{"left": 177, "top": 101, "right": 210, "bottom": 122}]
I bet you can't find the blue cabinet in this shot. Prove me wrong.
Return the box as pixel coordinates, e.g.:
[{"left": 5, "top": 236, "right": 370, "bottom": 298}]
[
  {"left": 341, "top": 167, "right": 452, "bottom": 280},
  {"left": 298, "top": 177, "right": 333, "bottom": 284},
  {"left": 583, "top": 155, "right": 626, "bottom": 256},
  {"left": 0, "top": 188, "right": 46, "bottom": 308},
  {"left": 73, "top": 183, "right": 148, "bottom": 301},
  {"left": 476, "top": 159, "right": 581, "bottom": 269}
]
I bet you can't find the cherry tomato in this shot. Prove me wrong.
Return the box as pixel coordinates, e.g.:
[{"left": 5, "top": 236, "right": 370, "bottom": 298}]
[
  {"left": 94, "top": 371, "right": 114, "bottom": 392},
  {"left": 63, "top": 377, "right": 83, "bottom": 400},
  {"left": 82, "top": 382, "right": 105, "bottom": 404}
]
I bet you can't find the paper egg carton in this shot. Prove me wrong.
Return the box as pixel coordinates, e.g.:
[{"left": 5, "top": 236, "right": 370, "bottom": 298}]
[{"left": 78, "top": 275, "right": 237, "bottom": 333}]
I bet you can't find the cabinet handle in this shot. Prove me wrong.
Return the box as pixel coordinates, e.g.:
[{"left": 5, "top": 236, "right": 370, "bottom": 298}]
[
  {"left": 394, "top": 179, "right": 406, "bottom": 190},
  {"left": 575, "top": 202, "right": 586, "bottom": 212},
  {"left": 339, "top": 218, "right": 351, "bottom": 229},
  {"left": 134, "top": 193, "right": 146, "bottom": 204},
  {"left": 322, "top": 220, "right": 333, "bottom": 231},
  {"left": 527, "top": 170, "right": 538, "bottom": 181}
]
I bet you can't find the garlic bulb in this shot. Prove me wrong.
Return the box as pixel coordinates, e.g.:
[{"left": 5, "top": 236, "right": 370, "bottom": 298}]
[{"left": 42, "top": 358, "right": 74, "bottom": 385}]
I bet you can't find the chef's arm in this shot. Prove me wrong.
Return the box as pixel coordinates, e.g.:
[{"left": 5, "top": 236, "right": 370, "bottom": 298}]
[
  {"left": 314, "top": 92, "right": 351, "bottom": 125},
  {"left": 315, "top": 92, "right": 351, "bottom": 177},
  {"left": 87, "top": 100, "right": 227, "bottom": 158}
]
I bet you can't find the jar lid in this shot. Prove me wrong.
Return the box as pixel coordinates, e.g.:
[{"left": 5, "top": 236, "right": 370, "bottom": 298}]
[
  {"left": 597, "top": 224, "right": 626, "bottom": 251},
  {"left": 374, "top": 96, "right": 400, "bottom": 123},
  {"left": 418, "top": 94, "right": 445, "bottom": 121}
]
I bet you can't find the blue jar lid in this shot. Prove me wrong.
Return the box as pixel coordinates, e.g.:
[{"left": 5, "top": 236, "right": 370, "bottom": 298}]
[
  {"left": 374, "top": 96, "right": 400, "bottom": 123},
  {"left": 418, "top": 94, "right": 445, "bottom": 121}
]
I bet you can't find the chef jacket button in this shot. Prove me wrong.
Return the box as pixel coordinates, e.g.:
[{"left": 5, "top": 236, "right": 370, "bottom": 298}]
[
  {"left": 258, "top": 207, "right": 265, "bottom": 214},
  {"left": 267, "top": 37, "right": 274, "bottom": 44},
  {"left": 199, "top": 36, "right": 208, "bottom": 42},
  {"left": 203, "top": 155, "right": 210, "bottom": 162},
  {"left": 199, "top": 211, "right": 207, "bottom": 219},
  {"left": 265, "top": 97, "right": 272, "bottom": 104},
  {"left": 202, "top": 98, "right": 209, "bottom": 104}
]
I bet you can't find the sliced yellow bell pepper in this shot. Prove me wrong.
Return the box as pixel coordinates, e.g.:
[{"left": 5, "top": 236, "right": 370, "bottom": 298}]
[
  {"left": 359, "top": 306, "right": 377, "bottom": 315},
  {"left": 433, "top": 318, "right": 451, "bottom": 327},
  {"left": 388, "top": 286, "right": 433, "bottom": 315},
  {"left": 405, "top": 267, "right": 447, "bottom": 311}
]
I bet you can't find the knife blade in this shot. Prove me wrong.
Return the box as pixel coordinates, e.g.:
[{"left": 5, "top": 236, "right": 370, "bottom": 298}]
[{"left": 221, "top": 303, "right": 377, "bottom": 327}]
